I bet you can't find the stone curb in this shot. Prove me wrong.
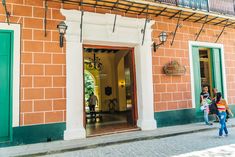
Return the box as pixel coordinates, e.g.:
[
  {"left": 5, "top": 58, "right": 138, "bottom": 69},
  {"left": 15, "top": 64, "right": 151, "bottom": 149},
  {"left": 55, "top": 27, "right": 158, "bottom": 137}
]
[{"left": 15, "top": 124, "right": 235, "bottom": 157}]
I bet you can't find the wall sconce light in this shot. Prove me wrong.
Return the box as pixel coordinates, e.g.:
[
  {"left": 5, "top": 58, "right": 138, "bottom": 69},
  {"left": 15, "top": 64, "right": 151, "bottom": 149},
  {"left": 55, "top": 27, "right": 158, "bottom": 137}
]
[
  {"left": 153, "top": 31, "right": 168, "bottom": 52},
  {"left": 57, "top": 21, "right": 68, "bottom": 48},
  {"left": 120, "top": 81, "right": 125, "bottom": 88}
]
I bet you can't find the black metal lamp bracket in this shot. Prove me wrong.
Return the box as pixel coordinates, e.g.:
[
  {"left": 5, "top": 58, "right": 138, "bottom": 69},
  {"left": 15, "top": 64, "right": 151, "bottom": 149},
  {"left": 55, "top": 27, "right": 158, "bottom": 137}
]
[
  {"left": 2, "top": 0, "right": 10, "bottom": 25},
  {"left": 113, "top": 14, "right": 117, "bottom": 33},
  {"left": 215, "top": 19, "right": 229, "bottom": 43},
  {"left": 80, "top": 10, "right": 84, "bottom": 43},
  {"left": 44, "top": 0, "right": 48, "bottom": 37},
  {"left": 153, "top": 42, "right": 164, "bottom": 52},
  {"left": 195, "top": 15, "right": 208, "bottom": 41},
  {"left": 111, "top": 0, "right": 119, "bottom": 33},
  {"left": 60, "top": 33, "right": 64, "bottom": 47},
  {"left": 171, "top": 11, "right": 182, "bottom": 46},
  {"left": 80, "top": 0, "right": 84, "bottom": 43},
  {"left": 141, "top": 5, "right": 149, "bottom": 45}
]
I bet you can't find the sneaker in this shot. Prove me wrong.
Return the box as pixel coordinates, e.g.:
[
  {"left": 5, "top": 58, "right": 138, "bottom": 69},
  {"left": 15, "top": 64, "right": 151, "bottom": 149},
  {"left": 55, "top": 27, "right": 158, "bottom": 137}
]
[
  {"left": 225, "top": 134, "right": 228, "bottom": 137},
  {"left": 206, "top": 123, "right": 213, "bottom": 125}
]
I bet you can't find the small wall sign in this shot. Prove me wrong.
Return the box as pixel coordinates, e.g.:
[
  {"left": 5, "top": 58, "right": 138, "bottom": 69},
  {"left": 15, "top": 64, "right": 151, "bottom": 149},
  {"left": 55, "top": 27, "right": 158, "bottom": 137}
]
[{"left": 163, "top": 61, "right": 186, "bottom": 76}]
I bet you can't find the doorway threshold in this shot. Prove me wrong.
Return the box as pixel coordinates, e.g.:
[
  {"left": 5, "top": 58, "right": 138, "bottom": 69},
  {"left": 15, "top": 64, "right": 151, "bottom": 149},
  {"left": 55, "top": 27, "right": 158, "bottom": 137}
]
[{"left": 87, "top": 127, "right": 140, "bottom": 138}]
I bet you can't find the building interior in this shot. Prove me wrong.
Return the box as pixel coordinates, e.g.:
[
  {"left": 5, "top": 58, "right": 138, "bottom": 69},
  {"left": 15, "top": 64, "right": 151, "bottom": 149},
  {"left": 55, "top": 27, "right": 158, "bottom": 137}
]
[{"left": 83, "top": 47, "right": 138, "bottom": 136}]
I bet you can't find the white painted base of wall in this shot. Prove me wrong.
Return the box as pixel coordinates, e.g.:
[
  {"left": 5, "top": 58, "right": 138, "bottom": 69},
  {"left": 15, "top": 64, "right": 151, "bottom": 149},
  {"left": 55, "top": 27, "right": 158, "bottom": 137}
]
[
  {"left": 64, "top": 128, "right": 86, "bottom": 140},
  {"left": 137, "top": 119, "right": 157, "bottom": 130}
]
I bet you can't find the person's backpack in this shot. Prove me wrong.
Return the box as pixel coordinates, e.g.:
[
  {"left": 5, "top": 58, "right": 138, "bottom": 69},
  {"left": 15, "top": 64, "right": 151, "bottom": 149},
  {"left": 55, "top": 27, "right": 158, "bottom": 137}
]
[{"left": 209, "top": 99, "right": 218, "bottom": 114}]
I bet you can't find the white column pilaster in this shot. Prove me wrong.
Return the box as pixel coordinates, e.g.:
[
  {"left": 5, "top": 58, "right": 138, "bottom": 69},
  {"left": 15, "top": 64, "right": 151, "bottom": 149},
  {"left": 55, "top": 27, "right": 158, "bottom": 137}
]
[
  {"left": 135, "top": 22, "right": 157, "bottom": 130},
  {"left": 63, "top": 19, "right": 86, "bottom": 140}
]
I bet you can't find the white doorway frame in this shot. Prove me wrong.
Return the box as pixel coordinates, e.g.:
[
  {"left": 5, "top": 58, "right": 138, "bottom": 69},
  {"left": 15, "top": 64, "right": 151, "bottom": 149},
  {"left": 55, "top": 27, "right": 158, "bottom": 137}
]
[
  {"left": 0, "top": 23, "right": 21, "bottom": 127},
  {"left": 61, "top": 9, "right": 157, "bottom": 140},
  {"left": 188, "top": 41, "right": 227, "bottom": 108}
]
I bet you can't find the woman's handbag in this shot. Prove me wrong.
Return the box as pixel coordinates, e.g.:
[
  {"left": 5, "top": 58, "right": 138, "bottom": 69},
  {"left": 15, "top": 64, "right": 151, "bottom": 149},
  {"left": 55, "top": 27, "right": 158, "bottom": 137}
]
[
  {"left": 200, "top": 105, "right": 205, "bottom": 111},
  {"left": 200, "top": 99, "right": 211, "bottom": 111}
]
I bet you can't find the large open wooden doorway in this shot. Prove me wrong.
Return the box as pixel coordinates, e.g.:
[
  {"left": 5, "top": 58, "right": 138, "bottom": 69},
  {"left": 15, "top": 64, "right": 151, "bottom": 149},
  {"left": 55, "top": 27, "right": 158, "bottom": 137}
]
[{"left": 83, "top": 45, "right": 138, "bottom": 136}]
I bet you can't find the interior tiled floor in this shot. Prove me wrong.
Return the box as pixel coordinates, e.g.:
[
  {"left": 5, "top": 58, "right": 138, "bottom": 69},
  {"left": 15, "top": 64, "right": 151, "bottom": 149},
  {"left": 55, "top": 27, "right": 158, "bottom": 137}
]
[{"left": 86, "top": 111, "right": 139, "bottom": 137}]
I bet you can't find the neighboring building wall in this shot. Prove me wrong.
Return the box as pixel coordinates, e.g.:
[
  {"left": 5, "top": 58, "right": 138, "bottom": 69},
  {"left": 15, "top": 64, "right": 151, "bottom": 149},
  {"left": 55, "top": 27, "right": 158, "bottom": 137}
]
[
  {"left": 151, "top": 16, "right": 235, "bottom": 112},
  {"left": 1, "top": 0, "right": 235, "bottom": 127},
  {"left": 0, "top": 1, "right": 66, "bottom": 126}
]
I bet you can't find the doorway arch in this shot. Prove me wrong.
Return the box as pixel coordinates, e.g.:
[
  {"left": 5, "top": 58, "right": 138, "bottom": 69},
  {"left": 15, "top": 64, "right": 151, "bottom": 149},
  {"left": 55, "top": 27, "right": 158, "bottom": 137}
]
[{"left": 84, "top": 69, "right": 101, "bottom": 111}]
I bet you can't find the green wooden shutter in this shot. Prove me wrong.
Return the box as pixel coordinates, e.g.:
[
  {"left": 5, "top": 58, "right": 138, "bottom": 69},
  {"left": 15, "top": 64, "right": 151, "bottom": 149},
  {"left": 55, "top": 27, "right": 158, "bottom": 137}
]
[
  {"left": 192, "top": 46, "right": 202, "bottom": 113},
  {"left": 211, "top": 48, "right": 224, "bottom": 96},
  {"left": 0, "top": 31, "right": 12, "bottom": 141}
]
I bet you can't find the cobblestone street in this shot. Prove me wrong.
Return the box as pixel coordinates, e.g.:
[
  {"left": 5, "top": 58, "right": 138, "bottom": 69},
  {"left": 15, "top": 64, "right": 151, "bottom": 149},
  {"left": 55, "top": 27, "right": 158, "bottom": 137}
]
[
  {"left": 172, "top": 144, "right": 235, "bottom": 157},
  {"left": 43, "top": 127, "right": 235, "bottom": 157}
]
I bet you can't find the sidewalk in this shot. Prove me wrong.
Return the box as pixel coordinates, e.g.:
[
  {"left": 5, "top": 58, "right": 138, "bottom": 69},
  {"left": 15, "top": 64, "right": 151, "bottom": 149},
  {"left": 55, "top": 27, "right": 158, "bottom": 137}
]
[{"left": 1, "top": 118, "right": 235, "bottom": 157}]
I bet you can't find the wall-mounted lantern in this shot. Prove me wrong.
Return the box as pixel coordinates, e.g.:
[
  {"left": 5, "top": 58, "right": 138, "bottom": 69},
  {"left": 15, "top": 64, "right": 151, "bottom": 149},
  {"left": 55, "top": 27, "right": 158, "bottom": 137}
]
[
  {"left": 57, "top": 21, "right": 68, "bottom": 48},
  {"left": 153, "top": 31, "right": 168, "bottom": 52}
]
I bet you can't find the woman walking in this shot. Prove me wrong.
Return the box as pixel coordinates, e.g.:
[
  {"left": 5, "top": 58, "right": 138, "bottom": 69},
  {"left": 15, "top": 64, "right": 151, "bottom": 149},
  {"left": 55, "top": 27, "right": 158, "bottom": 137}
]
[{"left": 216, "top": 92, "right": 234, "bottom": 137}]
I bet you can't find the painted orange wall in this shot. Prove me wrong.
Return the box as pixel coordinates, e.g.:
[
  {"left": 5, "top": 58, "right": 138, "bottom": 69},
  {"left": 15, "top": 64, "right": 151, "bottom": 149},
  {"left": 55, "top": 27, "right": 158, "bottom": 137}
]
[
  {"left": 0, "top": 0, "right": 235, "bottom": 126},
  {"left": 0, "top": 0, "right": 66, "bottom": 126}
]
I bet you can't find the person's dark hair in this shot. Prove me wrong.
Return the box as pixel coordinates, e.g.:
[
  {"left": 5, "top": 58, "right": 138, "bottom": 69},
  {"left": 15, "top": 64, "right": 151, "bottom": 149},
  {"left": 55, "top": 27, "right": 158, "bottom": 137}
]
[
  {"left": 202, "top": 84, "right": 208, "bottom": 88},
  {"left": 216, "top": 92, "right": 222, "bottom": 103}
]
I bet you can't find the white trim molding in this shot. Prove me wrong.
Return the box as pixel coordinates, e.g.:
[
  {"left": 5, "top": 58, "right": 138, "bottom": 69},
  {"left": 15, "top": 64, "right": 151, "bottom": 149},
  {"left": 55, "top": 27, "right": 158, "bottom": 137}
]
[
  {"left": 188, "top": 41, "right": 227, "bottom": 108},
  {"left": 0, "top": 23, "right": 21, "bottom": 127},
  {"left": 61, "top": 9, "right": 157, "bottom": 140}
]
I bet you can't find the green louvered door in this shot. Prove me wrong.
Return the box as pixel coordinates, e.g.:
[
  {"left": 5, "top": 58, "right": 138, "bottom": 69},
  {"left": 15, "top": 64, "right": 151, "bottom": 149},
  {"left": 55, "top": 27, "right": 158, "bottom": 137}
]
[
  {"left": 192, "top": 46, "right": 202, "bottom": 113},
  {"left": 0, "top": 30, "right": 13, "bottom": 142},
  {"left": 211, "top": 48, "right": 224, "bottom": 96}
]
